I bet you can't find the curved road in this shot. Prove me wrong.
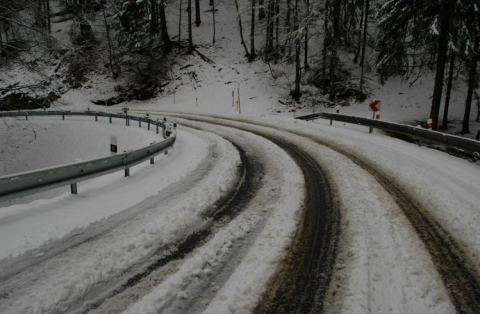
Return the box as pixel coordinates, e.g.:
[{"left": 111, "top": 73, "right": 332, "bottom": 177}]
[{"left": 0, "top": 113, "right": 479, "bottom": 314}]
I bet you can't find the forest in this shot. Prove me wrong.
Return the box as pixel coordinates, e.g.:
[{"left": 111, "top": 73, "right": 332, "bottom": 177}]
[{"left": 0, "top": 0, "right": 479, "bottom": 132}]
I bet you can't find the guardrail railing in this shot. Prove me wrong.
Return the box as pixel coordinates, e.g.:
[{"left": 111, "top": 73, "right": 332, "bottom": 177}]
[
  {"left": 0, "top": 110, "right": 176, "bottom": 202},
  {"left": 297, "top": 112, "right": 480, "bottom": 157}
]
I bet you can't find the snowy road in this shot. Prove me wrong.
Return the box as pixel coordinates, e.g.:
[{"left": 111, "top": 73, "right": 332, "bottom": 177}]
[{"left": 1, "top": 113, "right": 479, "bottom": 313}]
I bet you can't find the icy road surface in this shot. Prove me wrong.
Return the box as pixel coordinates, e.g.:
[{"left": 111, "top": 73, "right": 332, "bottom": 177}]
[{"left": 0, "top": 113, "right": 479, "bottom": 314}]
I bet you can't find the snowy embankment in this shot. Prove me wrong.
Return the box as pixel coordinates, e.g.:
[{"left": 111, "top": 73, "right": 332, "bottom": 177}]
[{"left": 0, "top": 116, "right": 209, "bottom": 260}]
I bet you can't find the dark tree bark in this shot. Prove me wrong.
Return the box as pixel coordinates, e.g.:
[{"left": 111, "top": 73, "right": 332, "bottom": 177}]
[
  {"left": 285, "top": 0, "right": 291, "bottom": 58},
  {"left": 442, "top": 18, "right": 459, "bottom": 130},
  {"left": 329, "top": 0, "right": 341, "bottom": 100},
  {"left": 265, "top": 0, "right": 274, "bottom": 53},
  {"left": 321, "top": 0, "right": 330, "bottom": 95},
  {"left": 292, "top": 0, "right": 301, "bottom": 99},
  {"left": 441, "top": 52, "right": 455, "bottom": 129},
  {"left": 212, "top": 0, "right": 216, "bottom": 43},
  {"left": 259, "top": 0, "right": 265, "bottom": 19},
  {"left": 462, "top": 35, "right": 479, "bottom": 134},
  {"left": 234, "top": 0, "right": 250, "bottom": 58},
  {"left": 46, "top": 0, "right": 51, "bottom": 33},
  {"left": 178, "top": 0, "right": 182, "bottom": 43},
  {"left": 354, "top": 0, "right": 364, "bottom": 64},
  {"left": 274, "top": 0, "right": 279, "bottom": 62},
  {"left": 430, "top": 0, "right": 454, "bottom": 130},
  {"left": 149, "top": 0, "right": 158, "bottom": 34},
  {"left": 359, "top": 0, "right": 369, "bottom": 95},
  {"left": 195, "top": 0, "right": 201, "bottom": 26},
  {"left": 188, "top": 0, "right": 194, "bottom": 53},
  {"left": 159, "top": 1, "right": 171, "bottom": 53},
  {"left": 304, "top": 0, "right": 309, "bottom": 70},
  {"left": 249, "top": 0, "right": 257, "bottom": 61}
]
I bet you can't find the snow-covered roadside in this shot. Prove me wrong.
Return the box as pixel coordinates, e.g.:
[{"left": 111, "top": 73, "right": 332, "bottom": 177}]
[
  {"left": 0, "top": 115, "right": 160, "bottom": 176},
  {"left": 273, "top": 116, "right": 480, "bottom": 274},
  {"left": 0, "top": 127, "right": 243, "bottom": 314},
  {"left": 0, "top": 127, "right": 205, "bottom": 260}
]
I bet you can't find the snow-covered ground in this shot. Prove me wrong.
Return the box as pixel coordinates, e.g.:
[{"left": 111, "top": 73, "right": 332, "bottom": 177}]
[{"left": 1, "top": 0, "right": 480, "bottom": 313}]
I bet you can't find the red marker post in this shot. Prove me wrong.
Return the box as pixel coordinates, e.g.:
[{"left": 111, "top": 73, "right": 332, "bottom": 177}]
[
  {"left": 427, "top": 118, "right": 433, "bottom": 130},
  {"left": 368, "top": 99, "right": 381, "bottom": 133}
]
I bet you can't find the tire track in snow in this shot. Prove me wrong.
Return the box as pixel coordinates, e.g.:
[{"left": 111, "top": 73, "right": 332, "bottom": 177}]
[
  {"left": 75, "top": 140, "right": 262, "bottom": 314},
  {"left": 152, "top": 115, "right": 339, "bottom": 314}
]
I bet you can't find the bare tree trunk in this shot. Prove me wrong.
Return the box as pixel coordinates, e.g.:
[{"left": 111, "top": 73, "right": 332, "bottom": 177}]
[
  {"left": 268, "top": 0, "right": 274, "bottom": 50},
  {"left": 195, "top": 0, "right": 201, "bottom": 26},
  {"left": 259, "top": 0, "right": 265, "bottom": 19},
  {"left": 461, "top": 35, "right": 479, "bottom": 134},
  {"left": 102, "top": 8, "right": 117, "bottom": 78},
  {"left": 353, "top": 0, "right": 363, "bottom": 64},
  {"left": 329, "top": 0, "right": 340, "bottom": 101},
  {"left": 322, "top": 0, "right": 329, "bottom": 95},
  {"left": 442, "top": 47, "right": 456, "bottom": 129},
  {"left": 234, "top": 0, "right": 251, "bottom": 58},
  {"left": 212, "top": 0, "right": 216, "bottom": 43},
  {"left": 274, "top": 0, "right": 279, "bottom": 62},
  {"left": 188, "top": 0, "right": 194, "bottom": 53},
  {"left": 359, "top": 0, "right": 369, "bottom": 95},
  {"left": 178, "top": 0, "right": 182, "bottom": 43},
  {"left": 0, "top": 24, "right": 3, "bottom": 57},
  {"left": 292, "top": 0, "right": 301, "bottom": 99},
  {"left": 285, "top": 0, "right": 291, "bottom": 58},
  {"left": 46, "top": 0, "right": 51, "bottom": 33},
  {"left": 430, "top": 0, "right": 454, "bottom": 130},
  {"left": 159, "top": 0, "right": 172, "bottom": 53},
  {"left": 304, "top": 0, "right": 309, "bottom": 70},
  {"left": 265, "top": 0, "right": 272, "bottom": 53},
  {"left": 249, "top": 0, "right": 257, "bottom": 61},
  {"left": 150, "top": 0, "right": 158, "bottom": 34}
]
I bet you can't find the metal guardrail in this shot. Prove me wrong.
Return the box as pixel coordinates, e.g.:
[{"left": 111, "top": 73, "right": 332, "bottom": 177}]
[
  {"left": 0, "top": 110, "right": 176, "bottom": 202},
  {"left": 297, "top": 112, "right": 480, "bottom": 157}
]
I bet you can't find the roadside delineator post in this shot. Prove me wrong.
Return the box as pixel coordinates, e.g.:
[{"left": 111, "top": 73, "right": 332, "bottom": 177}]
[
  {"left": 427, "top": 118, "right": 433, "bottom": 130},
  {"left": 150, "top": 143, "right": 155, "bottom": 164},
  {"left": 368, "top": 99, "right": 381, "bottom": 134},
  {"left": 237, "top": 88, "right": 241, "bottom": 114},
  {"left": 110, "top": 136, "right": 118, "bottom": 156}
]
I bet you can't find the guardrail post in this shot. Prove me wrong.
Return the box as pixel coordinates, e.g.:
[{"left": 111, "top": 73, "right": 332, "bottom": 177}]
[
  {"left": 109, "top": 114, "right": 112, "bottom": 123},
  {"left": 330, "top": 119, "right": 332, "bottom": 125},
  {"left": 125, "top": 168, "right": 130, "bottom": 177},
  {"left": 148, "top": 119, "right": 150, "bottom": 130},
  {"left": 156, "top": 122, "right": 159, "bottom": 134},
  {"left": 62, "top": 112, "right": 65, "bottom": 120},
  {"left": 25, "top": 113, "right": 28, "bottom": 120},
  {"left": 71, "top": 183, "right": 78, "bottom": 194},
  {"left": 95, "top": 113, "right": 98, "bottom": 122},
  {"left": 139, "top": 119, "right": 141, "bottom": 127}
]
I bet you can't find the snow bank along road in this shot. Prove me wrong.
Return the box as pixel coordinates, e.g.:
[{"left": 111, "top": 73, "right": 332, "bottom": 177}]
[{"left": 1, "top": 112, "right": 480, "bottom": 314}]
